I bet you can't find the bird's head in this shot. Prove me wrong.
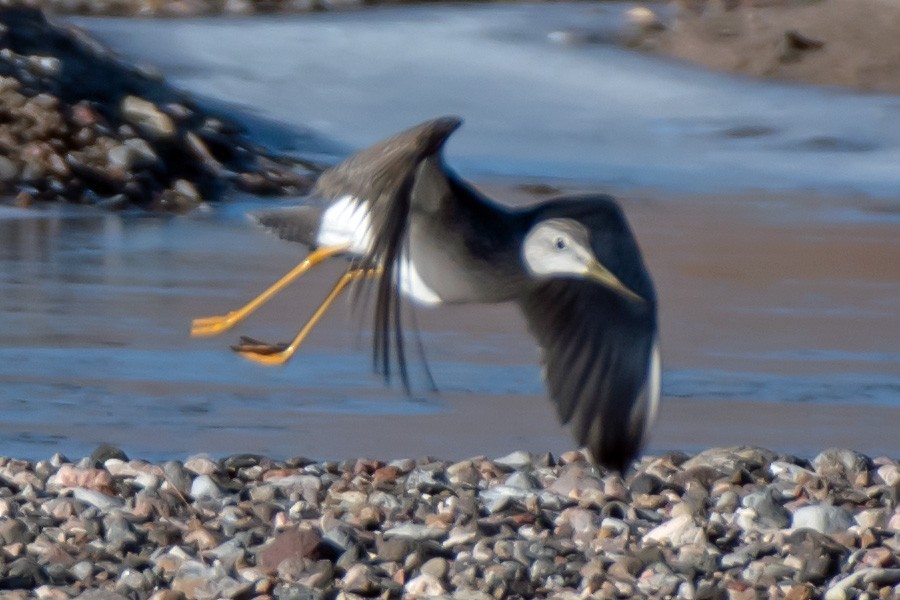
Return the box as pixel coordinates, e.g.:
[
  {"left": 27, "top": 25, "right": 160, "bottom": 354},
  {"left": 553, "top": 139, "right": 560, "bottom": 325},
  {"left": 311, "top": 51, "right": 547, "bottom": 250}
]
[{"left": 521, "top": 217, "right": 646, "bottom": 304}]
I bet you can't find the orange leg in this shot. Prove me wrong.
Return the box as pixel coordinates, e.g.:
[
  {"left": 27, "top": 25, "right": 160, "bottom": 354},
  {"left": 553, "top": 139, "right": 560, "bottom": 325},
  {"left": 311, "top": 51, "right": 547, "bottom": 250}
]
[
  {"left": 191, "top": 245, "right": 347, "bottom": 337},
  {"left": 232, "top": 267, "right": 380, "bottom": 366}
]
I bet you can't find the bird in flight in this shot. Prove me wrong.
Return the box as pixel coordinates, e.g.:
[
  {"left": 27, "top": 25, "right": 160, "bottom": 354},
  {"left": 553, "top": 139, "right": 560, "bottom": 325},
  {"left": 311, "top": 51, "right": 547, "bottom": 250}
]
[{"left": 192, "top": 116, "right": 659, "bottom": 472}]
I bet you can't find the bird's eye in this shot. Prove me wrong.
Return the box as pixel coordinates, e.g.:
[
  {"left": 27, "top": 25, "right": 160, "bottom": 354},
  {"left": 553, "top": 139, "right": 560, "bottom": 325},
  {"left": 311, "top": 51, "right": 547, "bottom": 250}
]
[{"left": 554, "top": 237, "right": 567, "bottom": 250}]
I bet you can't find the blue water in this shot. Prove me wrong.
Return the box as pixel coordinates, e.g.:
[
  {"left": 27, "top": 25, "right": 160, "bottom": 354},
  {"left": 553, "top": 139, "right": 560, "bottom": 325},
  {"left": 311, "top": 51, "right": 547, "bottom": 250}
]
[{"left": 1, "top": 204, "right": 898, "bottom": 460}]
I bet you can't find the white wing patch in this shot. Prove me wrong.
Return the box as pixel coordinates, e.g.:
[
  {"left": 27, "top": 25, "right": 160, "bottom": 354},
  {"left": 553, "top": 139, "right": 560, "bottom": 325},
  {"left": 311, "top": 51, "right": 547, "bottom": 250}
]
[
  {"left": 398, "top": 253, "right": 443, "bottom": 306},
  {"left": 316, "top": 195, "right": 372, "bottom": 255},
  {"left": 317, "top": 195, "right": 443, "bottom": 306},
  {"left": 634, "top": 339, "right": 661, "bottom": 439}
]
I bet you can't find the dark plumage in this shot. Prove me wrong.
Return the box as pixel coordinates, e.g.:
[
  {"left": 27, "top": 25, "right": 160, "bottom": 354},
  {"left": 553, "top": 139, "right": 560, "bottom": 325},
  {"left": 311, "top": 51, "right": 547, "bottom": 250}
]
[{"left": 215, "top": 116, "right": 659, "bottom": 471}]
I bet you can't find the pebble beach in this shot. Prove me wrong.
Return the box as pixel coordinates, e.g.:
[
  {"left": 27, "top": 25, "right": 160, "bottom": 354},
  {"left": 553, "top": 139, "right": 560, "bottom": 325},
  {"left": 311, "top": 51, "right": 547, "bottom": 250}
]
[
  {"left": 1, "top": 446, "right": 898, "bottom": 599},
  {"left": 1, "top": 0, "right": 899, "bottom": 598}
]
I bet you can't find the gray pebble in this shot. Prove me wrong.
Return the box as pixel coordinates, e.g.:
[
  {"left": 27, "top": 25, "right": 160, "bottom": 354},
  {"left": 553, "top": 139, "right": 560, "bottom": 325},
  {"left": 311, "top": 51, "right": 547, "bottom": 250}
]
[
  {"left": 162, "top": 460, "right": 192, "bottom": 495},
  {"left": 791, "top": 504, "right": 854, "bottom": 534},
  {"left": 493, "top": 450, "right": 533, "bottom": 471},
  {"left": 73, "top": 487, "right": 124, "bottom": 511}
]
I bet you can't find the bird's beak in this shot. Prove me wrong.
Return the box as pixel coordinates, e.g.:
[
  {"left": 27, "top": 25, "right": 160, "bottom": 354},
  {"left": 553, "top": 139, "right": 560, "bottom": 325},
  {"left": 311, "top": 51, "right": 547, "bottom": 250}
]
[{"left": 586, "top": 260, "right": 645, "bottom": 303}]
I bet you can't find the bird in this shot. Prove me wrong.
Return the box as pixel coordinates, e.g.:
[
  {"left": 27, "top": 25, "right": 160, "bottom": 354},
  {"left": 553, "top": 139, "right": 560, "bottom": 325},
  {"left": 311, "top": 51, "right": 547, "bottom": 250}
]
[{"left": 191, "top": 116, "right": 659, "bottom": 472}]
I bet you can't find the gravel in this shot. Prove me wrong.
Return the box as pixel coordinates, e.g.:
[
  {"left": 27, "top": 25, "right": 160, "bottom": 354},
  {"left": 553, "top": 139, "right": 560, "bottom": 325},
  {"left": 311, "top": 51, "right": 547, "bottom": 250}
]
[
  {"left": 0, "top": 4, "right": 317, "bottom": 211},
  {"left": 0, "top": 445, "right": 895, "bottom": 598}
]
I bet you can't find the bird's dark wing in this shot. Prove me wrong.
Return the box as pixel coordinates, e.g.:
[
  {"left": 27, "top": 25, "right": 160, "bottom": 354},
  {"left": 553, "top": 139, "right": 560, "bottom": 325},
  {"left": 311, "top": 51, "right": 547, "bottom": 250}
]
[
  {"left": 519, "top": 280, "right": 658, "bottom": 472},
  {"left": 251, "top": 205, "right": 324, "bottom": 246},
  {"left": 314, "top": 116, "right": 463, "bottom": 389}
]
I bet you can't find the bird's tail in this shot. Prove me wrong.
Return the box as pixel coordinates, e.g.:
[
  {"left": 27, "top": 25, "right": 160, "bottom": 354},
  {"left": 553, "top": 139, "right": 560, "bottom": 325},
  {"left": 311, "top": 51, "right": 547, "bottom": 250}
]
[{"left": 251, "top": 205, "right": 325, "bottom": 248}]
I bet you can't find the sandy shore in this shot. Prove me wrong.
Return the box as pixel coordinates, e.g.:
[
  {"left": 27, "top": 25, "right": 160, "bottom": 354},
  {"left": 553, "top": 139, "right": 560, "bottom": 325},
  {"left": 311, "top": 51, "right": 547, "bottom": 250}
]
[{"left": 650, "top": 0, "right": 900, "bottom": 95}]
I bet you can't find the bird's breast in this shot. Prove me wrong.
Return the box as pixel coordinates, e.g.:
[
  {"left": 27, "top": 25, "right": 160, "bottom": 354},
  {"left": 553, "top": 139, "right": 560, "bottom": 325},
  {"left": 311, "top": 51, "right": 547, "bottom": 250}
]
[{"left": 407, "top": 221, "right": 523, "bottom": 305}]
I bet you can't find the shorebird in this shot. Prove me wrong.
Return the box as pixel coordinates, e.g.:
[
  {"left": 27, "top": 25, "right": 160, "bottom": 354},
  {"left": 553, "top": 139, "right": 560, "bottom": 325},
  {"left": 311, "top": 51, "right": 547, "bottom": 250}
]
[{"left": 192, "top": 116, "right": 659, "bottom": 471}]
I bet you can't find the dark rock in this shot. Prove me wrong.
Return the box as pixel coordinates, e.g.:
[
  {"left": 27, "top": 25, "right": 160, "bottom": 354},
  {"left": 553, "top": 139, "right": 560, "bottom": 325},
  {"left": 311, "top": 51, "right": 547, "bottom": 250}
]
[
  {"left": 2, "top": 557, "right": 45, "bottom": 588},
  {"left": 90, "top": 444, "right": 128, "bottom": 467},
  {"left": 630, "top": 472, "right": 664, "bottom": 495},
  {"left": 778, "top": 29, "right": 825, "bottom": 64}
]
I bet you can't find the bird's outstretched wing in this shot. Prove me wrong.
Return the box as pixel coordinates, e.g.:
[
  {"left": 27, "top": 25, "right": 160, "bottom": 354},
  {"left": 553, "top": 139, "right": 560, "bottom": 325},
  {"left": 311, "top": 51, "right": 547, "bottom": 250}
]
[
  {"left": 519, "top": 280, "right": 659, "bottom": 472},
  {"left": 252, "top": 205, "right": 324, "bottom": 246},
  {"left": 314, "top": 116, "right": 463, "bottom": 389}
]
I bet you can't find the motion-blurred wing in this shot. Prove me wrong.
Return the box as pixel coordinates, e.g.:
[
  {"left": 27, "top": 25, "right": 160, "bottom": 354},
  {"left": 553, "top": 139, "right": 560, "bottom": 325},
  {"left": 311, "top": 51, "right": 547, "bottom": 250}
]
[
  {"left": 519, "top": 280, "right": 659, "bottom": 472},
  {"left": 314, "top": 116, "right": 463, "bottom": 388},
  {"left": 251, "top": 205, "right": 324, "bottom": 246}
]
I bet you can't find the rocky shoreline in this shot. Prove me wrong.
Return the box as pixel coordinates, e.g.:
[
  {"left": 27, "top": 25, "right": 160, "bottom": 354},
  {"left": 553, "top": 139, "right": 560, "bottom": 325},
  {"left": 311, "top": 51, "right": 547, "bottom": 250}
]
[
  {"left": 0, "top": 5, "right": 316, "bottom": 211},
  {"left": 0, "top": 445, "right": 896, "bottom": 598}
]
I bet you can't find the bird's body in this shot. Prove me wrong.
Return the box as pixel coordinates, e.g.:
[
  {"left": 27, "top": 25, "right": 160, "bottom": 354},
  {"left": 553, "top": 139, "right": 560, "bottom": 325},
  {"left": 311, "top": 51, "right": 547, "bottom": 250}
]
[{"left": 197, "top": 116, "right": 659, "bottom": 472}]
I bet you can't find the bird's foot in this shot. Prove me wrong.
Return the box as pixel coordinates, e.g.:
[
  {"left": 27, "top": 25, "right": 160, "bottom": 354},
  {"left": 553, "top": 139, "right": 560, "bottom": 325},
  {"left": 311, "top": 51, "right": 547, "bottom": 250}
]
[
  {"left": 191, "top": 312, "right": 239, "bottom": 337},
  {"left": 231, "top": 336, "right": 292, "bottom": 366}
]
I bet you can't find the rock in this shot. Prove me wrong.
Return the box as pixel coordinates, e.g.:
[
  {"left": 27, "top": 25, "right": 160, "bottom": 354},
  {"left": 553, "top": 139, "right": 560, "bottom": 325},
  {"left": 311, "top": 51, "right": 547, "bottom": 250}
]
[
  {"left": 405, "top": 573, "right": 447, "bottom": 596},
  {"left": 0, "top": 518, "right": 33, "bottom": 545},
  {"left": 71, "top": 561, "right": 94, "bottom": 582},
  {"left": 681, "top": 446, "right": 776, "bottom": 475},
  {"left": 184, "top": 455, "right": 219, "bottom": 475},
  {"left": 104, "top": 512, "right": 139, "bottom": 548},
  {"left": 420, "top": 557, "right": 449, "bottom": 579},
  {"left": 493, "top": 450, "right": 533, "bottom": 470},
  {"left": 258, "top": 527, "right": 322, "bottom": 573},
  {"left": 147, "top": 592, "right": 184, "bottom": 600},
  {"left": 443, "top": 524, "right": 478, "bottom": 549},
  {"left": 770, "top": 461, "right": 817, "bottom": 484},
  {"left": 189, "top": 474, "right": 222, "bottom": 499},
  {"left": 405, "top": 467, "right": 448, "bottom": 494},
  {"left": 48, "top": 464, "right": 114, "bottom": 493},
  {"left": 630, "top": 472, "right": 664, "bottom": 495},
  {"left": 107, "top": 138, "right": 158, "bottom": 171},
  {"left": 643, "top": 514, "right": 705, "bottom": 546},
  {"left": 0, "top": 155, "right": 18, "bottom": 181},
  {"left": 812, "top": 449, "right": 870, "bottom": 482},
  {"left": 778, "top": 29, "right": 825, "bottom": 64},
  {"left": 739, "top": 489, "right": 791, "bottom": 530},
  {"left": 162, "top": 461, "right": 193, "bottom": 495},
  {"left": 855, "top": 508, "right": 888, "bottom": 530},
  {"left": 223, "top": 0, "right": 254, "bottom": 14},
  {"left": 74, "top": 592, "right": 130, "bottom": 600},
  {"left": 341, "top": 564, "right": 376, "bottom": 594},
  {"left": 504, "top": 470, "right": 539, "bottom": 490},
  {"left": 72, "top": 487, "right": 124, "bottom": 510},
  {"left": 627, "top": 6, "right": 664, "bottom": 31},
  {"left": 90, "top": 444, "right": 128, "bottom": 466},
  {"left": 120, "top": 95, "right": 176, "bottom": 138},
  {"left": 383, "top": 523, "right": 446, "bottom": 541},
  {"left": 791, "top": 504, "right": 854, "bottom": 535},
  {"left": 6, "top": 557, "right": 45, "bottom": 588}
]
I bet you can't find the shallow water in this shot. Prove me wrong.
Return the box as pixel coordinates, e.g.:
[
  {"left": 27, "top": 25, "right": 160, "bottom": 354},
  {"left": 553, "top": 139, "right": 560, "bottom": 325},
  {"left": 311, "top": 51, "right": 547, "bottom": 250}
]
[
  {"left": 1, "top": 3, "right": 899, "bottom": 461},
  {"left": 1, "top": 189, "right": 898, "bottom": 461},
  {"left": 72, "top": 2, "right": 900, "bottom": 198}
]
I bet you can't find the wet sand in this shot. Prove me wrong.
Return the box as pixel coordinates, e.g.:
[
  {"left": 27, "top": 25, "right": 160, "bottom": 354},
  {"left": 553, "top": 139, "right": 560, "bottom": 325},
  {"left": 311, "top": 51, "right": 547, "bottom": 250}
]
[
  {"left": 2, "top": 185, "right": 898, "bottom": 462},
  {"left": 655, "top": 0, "right": 900, "bottom": 95}
]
